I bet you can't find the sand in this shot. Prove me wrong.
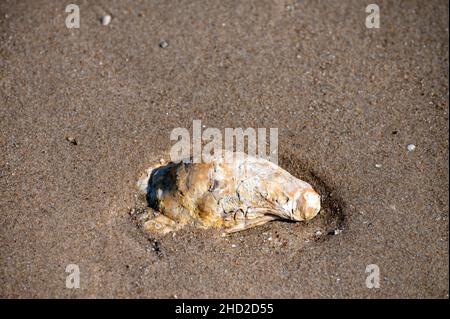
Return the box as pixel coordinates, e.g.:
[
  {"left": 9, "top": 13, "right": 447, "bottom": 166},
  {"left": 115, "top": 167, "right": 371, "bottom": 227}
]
[{"left": 0, "top": 0, "right": 448, "bottom": 298}]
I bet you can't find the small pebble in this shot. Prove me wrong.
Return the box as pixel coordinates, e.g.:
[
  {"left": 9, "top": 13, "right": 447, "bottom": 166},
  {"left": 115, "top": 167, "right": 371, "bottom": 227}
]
[
  {"left": 375, "top": 164, "right": 382, "bottom": 168},
  {"left": 334, "top": 229, "right": 343, "bottom": 235},
  {"left": 315, "top": 230, "right": 322, "bottom": 236},
  {"left": 159, "top": 40, "right": 169, "bottom": 49},
  {"left": 231, "top": 244, "right": 237, "bottom": 248},
  {"left": 66, "top": 136, "right": 77, "bottom": 145},
  {"left": 101, "top": 15, "right": 112, "bottom": 26},
  {"left": 407, "top": 144, "right": 416, "bottom": 152}
]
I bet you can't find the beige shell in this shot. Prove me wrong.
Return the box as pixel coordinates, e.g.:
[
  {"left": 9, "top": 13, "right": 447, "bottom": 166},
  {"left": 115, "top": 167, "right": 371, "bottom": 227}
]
[{"left": 137, "top": 151, "right": 321, "bottom": 235}]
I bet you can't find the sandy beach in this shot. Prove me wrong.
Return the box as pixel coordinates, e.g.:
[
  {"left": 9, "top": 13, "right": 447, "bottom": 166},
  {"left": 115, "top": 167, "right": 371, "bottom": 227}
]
[{"left": 0, "top": 0, "right": 448, "bottom": 298}]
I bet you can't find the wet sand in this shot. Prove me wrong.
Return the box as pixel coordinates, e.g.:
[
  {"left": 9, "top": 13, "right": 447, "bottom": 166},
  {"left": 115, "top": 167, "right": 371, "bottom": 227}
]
[{"left": 0, "top": 0, "right": 448, "bottom": 298}]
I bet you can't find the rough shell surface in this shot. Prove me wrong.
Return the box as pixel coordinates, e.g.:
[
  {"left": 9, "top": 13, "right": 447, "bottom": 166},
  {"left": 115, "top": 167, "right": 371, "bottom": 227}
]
[{"left": 138, "top": 151, "right": 321, "bottom": 235}]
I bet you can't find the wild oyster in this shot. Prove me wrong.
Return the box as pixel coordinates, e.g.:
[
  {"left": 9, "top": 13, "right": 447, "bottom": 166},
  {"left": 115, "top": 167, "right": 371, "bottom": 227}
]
[{"left": 137, "top": 151, "right": 321, "bottom": 235}]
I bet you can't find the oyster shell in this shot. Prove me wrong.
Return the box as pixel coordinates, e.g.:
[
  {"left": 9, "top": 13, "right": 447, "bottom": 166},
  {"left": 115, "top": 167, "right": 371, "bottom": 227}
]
[{"left": 138, "top": 151, "right": 320, "bottom": 235}]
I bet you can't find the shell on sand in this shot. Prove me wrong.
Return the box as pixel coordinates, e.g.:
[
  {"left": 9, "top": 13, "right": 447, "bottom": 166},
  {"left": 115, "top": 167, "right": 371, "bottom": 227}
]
[{"left": 137, "top": 151, "right": 321, "bottom": 235}]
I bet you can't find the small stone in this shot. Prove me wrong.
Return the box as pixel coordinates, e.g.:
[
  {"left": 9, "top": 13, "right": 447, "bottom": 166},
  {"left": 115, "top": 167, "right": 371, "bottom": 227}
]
[
  {"left": 315, "top": 230, "right": 322, "bottom": 236},
  {"left": 101, "top": 15, "right": 112, "bottom": 26},
  {"left": 334, "top": 229, "right": 343, "bottom": 235},
  {"left": 159, "top": 40, "right": 169, "bottom": 49},
  {"left": 407, "top": 144, "right": 416, "bottom": 152},
  {"left": 231, "top": 244, "right": 237, "bottom": 248},
  {"left": 66, "top": 136, "right": 77, "bottom": 145},
  {"left": 375, "top": 164, "right": 382, "bottom": 168},
  {"left": 267, "top": 237, "right": 272, "bottom": 241}
]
